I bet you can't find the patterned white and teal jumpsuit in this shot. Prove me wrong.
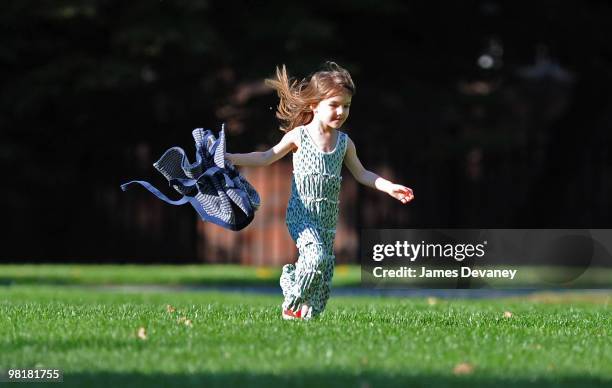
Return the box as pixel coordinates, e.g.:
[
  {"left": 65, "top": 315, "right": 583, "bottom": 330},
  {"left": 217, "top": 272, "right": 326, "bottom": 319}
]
[{"left": 280, "top": 125, "right": 348, "bottom": 318}]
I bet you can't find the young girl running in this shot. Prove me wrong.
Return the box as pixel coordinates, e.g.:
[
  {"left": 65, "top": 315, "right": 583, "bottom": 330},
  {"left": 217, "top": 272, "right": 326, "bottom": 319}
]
[{"left": 226, "top": 62, "right": 414, "bottom": 320}]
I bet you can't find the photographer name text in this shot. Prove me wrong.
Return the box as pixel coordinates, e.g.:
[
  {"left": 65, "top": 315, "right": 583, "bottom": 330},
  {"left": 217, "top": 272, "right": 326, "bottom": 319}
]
[{"left": 372, "top": 266, "right": 517, "bottom": 279}]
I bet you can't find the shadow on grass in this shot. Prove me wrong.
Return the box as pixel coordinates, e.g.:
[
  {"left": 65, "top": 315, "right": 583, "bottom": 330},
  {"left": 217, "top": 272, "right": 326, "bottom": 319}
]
[{"left": 26, "top": 371, "right": 612, "bottom": 388}]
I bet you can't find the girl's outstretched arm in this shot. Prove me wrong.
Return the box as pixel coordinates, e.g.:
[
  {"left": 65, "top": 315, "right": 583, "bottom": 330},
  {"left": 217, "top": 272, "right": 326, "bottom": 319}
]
[
  {"left": 226, "top": 129, "right": 298, "bottom": 167},
  {"left": 344, "top": 138, "right": 414, "bottom": 204}
]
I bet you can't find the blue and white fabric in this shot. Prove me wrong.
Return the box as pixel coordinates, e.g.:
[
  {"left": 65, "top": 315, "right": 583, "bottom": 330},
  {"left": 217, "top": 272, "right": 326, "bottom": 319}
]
[{"left": 121, "top": 125, "right": 260, "bottom": 231}]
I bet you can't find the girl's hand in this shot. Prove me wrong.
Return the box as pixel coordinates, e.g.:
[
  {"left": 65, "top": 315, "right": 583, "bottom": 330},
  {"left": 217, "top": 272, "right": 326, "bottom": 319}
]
[{"left": 388, "top": 184, "right": 414, "bottom": 204}]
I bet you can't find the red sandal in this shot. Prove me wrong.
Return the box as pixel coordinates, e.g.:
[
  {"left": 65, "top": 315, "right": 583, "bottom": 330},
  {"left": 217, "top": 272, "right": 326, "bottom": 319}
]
[{"left": 282, "top": 308, "right": 302, "bottom": 320}]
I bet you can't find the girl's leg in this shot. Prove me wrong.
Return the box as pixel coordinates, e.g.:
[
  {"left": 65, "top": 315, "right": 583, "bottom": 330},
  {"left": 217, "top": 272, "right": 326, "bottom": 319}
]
[
  {"left": 279, "top": 263, "right": 295, "bottom": 301},
  {"left": 281, "top": 240, "right": 326, "bottom": 313},
  {"left": 309, "top": 246, "right": 335, "bottom": 317}
]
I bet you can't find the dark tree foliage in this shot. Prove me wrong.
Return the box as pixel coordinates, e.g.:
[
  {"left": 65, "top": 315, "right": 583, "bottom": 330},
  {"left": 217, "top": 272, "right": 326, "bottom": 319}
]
[{"left": 1, "top": 0, "right": 611, "bottom": 261}]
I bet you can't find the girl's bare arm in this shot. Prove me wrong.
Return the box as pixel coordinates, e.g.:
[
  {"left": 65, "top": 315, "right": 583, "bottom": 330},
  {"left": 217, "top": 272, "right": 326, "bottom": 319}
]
[
  {"left": 344, "top": 137, "right": 414, "bottom": 204},
  {"left": 226, "top": 129, "right": 298, "bottom": 167}
]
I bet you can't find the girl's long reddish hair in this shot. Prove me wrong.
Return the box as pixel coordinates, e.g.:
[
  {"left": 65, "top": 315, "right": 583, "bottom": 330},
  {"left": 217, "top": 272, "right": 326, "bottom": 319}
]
[{"left": 265, "top": 62, "right": 355, "bottom": 132}]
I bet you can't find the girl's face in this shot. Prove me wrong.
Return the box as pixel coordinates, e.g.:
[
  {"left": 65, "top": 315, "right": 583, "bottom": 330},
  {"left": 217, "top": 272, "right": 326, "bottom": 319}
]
[{"left": 312, "top": 92, "right": 352, "bottom": 130}]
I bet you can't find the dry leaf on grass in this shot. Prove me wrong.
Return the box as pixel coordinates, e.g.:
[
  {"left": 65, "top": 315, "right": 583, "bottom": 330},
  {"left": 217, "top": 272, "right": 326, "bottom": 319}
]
[
  {"left": 177, "top": 316, "right": 193, "bottom": 326},
  {"left": 503, "top": 311, "right": 513, "bottom": 318},
  {"left": 453, "top": 362, "right": 474, "bottom": 375},
  {"left": 255, "top": 267, "right": 273, "bottom": 279},
  {"left": 137, "top": 327, "right": 147, "bottom": 340},
  {"left": 166, "top": 304, "right": 176, "bottom": 313}
]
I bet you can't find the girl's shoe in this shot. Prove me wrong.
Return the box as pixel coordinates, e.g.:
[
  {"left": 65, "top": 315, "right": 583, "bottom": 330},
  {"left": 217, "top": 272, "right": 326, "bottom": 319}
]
[{"left": 282, "top": 308, "right": 302, "bottom": 320}]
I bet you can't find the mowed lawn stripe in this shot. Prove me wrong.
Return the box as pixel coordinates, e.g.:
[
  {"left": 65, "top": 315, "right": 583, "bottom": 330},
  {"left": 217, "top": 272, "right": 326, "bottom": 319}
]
[{"left": 1, "top": 285, "right": 610, "bottom": 387}]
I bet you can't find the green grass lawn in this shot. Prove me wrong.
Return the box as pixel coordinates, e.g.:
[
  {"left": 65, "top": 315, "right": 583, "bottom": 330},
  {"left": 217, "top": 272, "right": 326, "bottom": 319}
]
[
  {"left": 1, "top": 280, "right": 611, "bottom": 387},
  {"left": 0, "top": 264, "right": 360, "bottom": 287},
  {"left": 2, "top": 264, "right": 610, "bottom": 288}
]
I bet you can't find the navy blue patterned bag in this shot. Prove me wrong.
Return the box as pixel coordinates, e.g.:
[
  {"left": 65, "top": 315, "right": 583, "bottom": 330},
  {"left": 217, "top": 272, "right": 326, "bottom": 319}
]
[{"left": 121, "top": 125, "right": 260, "bottom": 231}]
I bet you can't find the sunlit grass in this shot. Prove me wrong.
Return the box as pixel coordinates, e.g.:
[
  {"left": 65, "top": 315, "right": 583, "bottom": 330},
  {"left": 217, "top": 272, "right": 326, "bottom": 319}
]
[
  {"left": 0, "top": 264, "right": 360, "bottom": 287},
  {"left": 1, "top": 284, "right": 610, "bottom": 387}
]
